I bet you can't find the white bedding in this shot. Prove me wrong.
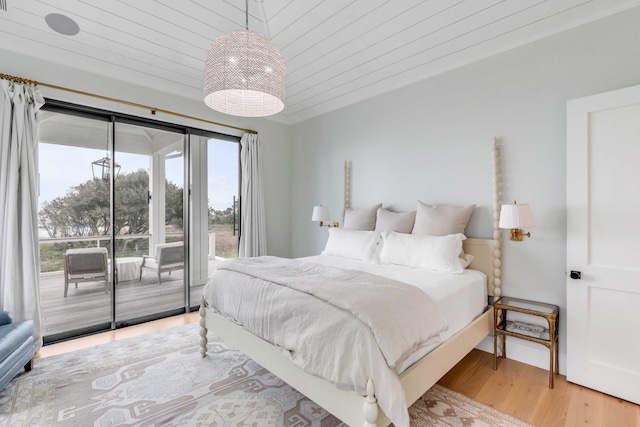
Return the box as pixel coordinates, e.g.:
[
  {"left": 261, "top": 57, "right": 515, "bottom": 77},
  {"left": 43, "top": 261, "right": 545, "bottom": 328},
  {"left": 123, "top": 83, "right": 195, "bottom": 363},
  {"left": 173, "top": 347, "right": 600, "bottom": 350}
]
[
  {"left": 203, "top": 255, "right": 487, "bottom": 426},
  {"left": 299, "top": 255, "right": 488, "bottom": 372}
]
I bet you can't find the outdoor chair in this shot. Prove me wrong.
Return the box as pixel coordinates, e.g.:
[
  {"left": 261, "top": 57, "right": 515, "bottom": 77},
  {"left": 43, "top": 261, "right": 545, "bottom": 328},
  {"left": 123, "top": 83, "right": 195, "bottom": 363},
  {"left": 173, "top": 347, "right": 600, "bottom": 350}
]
[
  {"left": 63, "top": 247, "right": 109, "bottom": 297},
  {"left": 138, "top": 242, "right": 184, "bottom": 285}
]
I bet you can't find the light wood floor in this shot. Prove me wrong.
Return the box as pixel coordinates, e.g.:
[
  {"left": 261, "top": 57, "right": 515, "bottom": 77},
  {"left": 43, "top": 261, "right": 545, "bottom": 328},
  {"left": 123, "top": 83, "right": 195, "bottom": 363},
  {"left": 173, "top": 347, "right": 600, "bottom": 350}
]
[
  {"left": 439, "top": 349, "right": 640, "bottom": 427},
  {"left": 38, "top": 314, "right": 640, "bottom": 427}
]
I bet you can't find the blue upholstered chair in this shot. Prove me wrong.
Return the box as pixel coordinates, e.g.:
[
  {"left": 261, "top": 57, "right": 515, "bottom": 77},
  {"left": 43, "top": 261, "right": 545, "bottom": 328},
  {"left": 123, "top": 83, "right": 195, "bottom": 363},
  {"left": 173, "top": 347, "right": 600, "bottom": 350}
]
[{"left": 0, "top": 311, "right": 35, "bottom": 390}]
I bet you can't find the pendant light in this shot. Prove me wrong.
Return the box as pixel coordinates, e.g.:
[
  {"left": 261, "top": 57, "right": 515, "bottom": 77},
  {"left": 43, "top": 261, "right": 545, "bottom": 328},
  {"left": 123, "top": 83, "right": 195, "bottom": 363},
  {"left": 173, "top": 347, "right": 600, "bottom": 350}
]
[
  {"left": 92, "top": 131, "right": 120, "bottom": 181},
  {"left": 91, "top": 152, "right": 120, "bottom": 182},
  {"left": 204, "top": 0, "right": 286, "bottom": 117}
]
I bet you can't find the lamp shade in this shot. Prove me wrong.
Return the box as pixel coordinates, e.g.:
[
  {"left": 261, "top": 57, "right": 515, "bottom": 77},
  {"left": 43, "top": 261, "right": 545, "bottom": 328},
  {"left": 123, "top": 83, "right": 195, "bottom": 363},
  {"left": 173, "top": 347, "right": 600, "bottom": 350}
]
[
  {"left": 312, "top": 205, "right": 331, "bottom": 222},
  {"left": 204, "top": 29, "right": 286, "bottom": 117},
  {"left": 499, "top": 203, "right": 535, "bottom": 229}
]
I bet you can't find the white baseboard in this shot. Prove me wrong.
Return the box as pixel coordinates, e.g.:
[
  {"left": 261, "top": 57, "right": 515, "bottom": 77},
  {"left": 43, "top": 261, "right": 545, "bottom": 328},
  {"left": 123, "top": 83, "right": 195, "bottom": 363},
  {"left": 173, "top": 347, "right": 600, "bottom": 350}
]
[{"left": 476, "top": 336, "right": 566, "bottom": 375}]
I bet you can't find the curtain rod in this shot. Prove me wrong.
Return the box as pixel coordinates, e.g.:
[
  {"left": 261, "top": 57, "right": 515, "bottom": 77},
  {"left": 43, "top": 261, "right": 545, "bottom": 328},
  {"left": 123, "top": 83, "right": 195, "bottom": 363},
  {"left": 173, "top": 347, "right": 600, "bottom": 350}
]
[{"left": 0, "top": 73, "right": 257, "bottom": 135}]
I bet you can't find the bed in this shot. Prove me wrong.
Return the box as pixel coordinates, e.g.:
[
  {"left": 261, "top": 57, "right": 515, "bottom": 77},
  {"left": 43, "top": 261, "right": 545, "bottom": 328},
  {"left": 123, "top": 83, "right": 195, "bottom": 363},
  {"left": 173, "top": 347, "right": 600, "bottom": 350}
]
[{"left": 199, "top": 140, "right": 504, "bottom": 427}]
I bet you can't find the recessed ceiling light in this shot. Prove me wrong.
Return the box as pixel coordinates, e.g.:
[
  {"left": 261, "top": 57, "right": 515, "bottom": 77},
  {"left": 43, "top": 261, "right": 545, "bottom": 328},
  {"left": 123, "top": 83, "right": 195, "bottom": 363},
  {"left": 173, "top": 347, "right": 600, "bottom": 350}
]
[{"left": 45, "top": 13, "right": 79, "bottom": 36}]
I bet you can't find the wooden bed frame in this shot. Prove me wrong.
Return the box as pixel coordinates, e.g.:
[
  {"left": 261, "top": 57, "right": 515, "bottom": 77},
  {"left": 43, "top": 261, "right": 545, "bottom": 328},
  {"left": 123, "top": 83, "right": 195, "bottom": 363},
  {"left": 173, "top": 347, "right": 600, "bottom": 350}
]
[{"left": 199, "top": 140, "right": 504, "bottom": 427}]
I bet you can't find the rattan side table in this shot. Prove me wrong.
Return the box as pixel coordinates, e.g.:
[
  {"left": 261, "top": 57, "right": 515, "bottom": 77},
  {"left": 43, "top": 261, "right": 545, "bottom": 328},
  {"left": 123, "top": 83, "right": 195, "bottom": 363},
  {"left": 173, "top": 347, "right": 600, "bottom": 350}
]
[{"left": 493, "top": 296, "right": 559, "bottom": 388}]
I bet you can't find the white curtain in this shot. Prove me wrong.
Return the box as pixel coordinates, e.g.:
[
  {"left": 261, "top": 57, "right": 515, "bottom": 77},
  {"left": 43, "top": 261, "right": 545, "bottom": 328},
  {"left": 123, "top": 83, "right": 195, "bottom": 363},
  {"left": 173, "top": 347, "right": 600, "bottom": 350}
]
[
  {"left": 239, "top": 133, "right": 267, "bottom": 257},
  {"left": 0, "top": 79, "right": 45, "bottom": 350}
]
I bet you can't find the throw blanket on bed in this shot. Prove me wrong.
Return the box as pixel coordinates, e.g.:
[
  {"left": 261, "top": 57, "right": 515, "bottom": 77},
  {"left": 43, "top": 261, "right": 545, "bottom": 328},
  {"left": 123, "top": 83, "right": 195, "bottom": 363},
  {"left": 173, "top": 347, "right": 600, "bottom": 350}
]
[{"left": 204, "top": 256, "right": 448, "bottom": 427}]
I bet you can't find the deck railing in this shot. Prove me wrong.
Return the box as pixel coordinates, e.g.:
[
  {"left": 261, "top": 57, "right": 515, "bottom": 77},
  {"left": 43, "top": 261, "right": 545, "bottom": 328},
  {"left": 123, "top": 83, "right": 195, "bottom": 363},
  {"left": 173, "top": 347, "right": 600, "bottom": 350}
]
[
  {"left": 39, "top": 232, "right": 184, "bottom": 246},
  {"left": 39, "top": 231, "right": 221, "bottom": 274},
  {"left": 39, "top": 232, "right": 185, "bottom": 273}
]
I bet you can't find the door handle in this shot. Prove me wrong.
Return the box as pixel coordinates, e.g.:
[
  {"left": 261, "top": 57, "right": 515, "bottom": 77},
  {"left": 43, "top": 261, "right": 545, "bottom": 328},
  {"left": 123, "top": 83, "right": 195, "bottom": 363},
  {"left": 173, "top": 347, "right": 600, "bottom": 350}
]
[{"left": 570, "top": 270, "right": 582, "bottom": 280}]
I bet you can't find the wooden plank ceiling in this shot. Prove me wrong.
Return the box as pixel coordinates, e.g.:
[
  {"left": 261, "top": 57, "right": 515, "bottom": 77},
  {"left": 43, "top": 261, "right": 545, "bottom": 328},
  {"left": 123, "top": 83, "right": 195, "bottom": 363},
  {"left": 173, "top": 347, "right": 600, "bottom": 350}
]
[{"left": 1, "top": 0, "right": 638, "bottom": 124}]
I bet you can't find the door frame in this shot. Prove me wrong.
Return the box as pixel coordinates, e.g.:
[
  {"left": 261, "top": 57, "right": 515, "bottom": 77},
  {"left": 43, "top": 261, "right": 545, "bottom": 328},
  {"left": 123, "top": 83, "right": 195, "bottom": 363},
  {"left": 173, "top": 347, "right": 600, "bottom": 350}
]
[{"left": 39, "top": 99, "right": 239, "bottom": 343}]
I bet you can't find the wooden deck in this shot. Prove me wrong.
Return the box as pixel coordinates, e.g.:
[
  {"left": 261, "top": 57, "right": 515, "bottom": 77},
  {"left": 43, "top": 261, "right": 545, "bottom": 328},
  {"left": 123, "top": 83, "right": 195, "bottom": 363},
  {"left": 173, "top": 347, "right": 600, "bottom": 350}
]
[{"left": 40, "top": 259, "right": 221, "bottom": 337}]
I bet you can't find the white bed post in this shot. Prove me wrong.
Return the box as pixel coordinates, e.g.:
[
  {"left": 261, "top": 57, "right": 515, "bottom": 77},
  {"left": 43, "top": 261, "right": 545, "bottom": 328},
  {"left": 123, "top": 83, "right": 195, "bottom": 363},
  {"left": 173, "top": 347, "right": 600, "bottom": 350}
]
[
  {"left": 199, "top": 296, "right": 208, "bottom": 358},
  {"left": 363, "top": 378, "right": 378, "bottom": 427},
  {"left": 492, "top": 138, "right": 504, "bottom": 356}
]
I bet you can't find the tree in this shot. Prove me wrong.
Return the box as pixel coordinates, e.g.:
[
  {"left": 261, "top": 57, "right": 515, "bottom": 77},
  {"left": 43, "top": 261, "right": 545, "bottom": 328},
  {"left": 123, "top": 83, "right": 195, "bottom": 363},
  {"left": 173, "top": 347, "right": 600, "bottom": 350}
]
[
  {"left": 113, "top": 169, "right": 151, "bottom": 236},
  {"left": 39, "top": 178, "right": 110, "bottom": 237},
  {"left": 208, "top": 206, "right": 235, "bottom": 225},
  {"left": 39, "top": 169, "right": 184, "bottom": 239},
  {"left": 165, "top": 180, "right": 184, "bottom": 229}
]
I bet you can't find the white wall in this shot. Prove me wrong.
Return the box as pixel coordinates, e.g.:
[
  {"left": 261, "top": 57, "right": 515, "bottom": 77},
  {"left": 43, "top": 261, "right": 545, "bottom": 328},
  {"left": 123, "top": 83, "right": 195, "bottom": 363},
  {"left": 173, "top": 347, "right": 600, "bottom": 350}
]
[
  {"left": 290, "top": 7, "right": 640, "bottom": 373},
  {"left": 0, "top": 50, "right": 292, "bottom": 258}
]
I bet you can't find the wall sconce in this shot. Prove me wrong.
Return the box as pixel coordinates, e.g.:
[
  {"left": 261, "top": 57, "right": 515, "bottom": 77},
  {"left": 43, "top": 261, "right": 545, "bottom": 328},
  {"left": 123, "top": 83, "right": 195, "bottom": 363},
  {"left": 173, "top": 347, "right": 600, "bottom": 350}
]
[
  {"left": 312, "top": 205, "right": 339, "bottom": 228},
  {"left": 499, "top": 201, "right": 535, "bottom": 241}
]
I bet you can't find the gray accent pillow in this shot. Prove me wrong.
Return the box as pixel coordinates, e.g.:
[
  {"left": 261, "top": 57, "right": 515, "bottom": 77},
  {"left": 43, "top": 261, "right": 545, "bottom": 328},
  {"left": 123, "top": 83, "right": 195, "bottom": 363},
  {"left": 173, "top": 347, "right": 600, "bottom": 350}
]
[
  {"left": 343, "top": 203, "right": 382, "bottom": 231},
  {"left": 374, "top": 208, "right": 416, "bottom": 233},
  {"left": 412, "top": 201, "right": 475, "bottom": 235}
]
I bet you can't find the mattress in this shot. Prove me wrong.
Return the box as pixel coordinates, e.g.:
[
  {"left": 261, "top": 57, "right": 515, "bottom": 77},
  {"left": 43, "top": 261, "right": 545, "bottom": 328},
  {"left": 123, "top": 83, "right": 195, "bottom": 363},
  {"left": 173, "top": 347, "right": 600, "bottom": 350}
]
[{"left": 299, "top": 254, "right": 488, "bottom": 372}]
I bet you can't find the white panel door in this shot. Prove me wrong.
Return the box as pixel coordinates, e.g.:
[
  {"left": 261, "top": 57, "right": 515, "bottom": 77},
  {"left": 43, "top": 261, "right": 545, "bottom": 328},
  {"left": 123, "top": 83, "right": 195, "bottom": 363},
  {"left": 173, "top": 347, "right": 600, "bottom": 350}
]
[{"left": 566, "top": 85, "right": 640, "bottom": 404}]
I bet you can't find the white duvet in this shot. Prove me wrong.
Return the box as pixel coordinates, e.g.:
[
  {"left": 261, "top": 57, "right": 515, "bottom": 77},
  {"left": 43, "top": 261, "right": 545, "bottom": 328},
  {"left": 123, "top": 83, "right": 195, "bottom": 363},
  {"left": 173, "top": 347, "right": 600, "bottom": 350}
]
[
  {"left": 203, "top": 256, "right": 449, "bottom": 427},
  {"left": 302, "top": 255, "right": 488, "bottom": 371}
]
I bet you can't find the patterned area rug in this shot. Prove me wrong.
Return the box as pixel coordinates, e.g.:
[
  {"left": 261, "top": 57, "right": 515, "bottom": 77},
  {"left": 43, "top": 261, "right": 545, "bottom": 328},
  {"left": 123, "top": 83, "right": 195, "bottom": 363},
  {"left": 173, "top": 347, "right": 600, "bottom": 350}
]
[{"left": 0, "top": 323, "right": 532, "bottom": 426}]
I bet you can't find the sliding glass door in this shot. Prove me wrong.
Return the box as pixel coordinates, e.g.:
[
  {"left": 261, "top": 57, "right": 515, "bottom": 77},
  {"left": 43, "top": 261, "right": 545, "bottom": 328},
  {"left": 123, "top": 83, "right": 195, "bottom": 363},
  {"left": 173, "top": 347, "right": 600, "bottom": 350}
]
[
  {"left": 38, "top": 110, "right": 114, "bottom": 340},
  {"left": 37, "top": 102, "right": 238, "bottom": 342},
  {"left": 188, "top": 134, "right": 240, "bottom": 307},
  {"left": 113, "top": 121, "right": 186, "bottom": 325}
]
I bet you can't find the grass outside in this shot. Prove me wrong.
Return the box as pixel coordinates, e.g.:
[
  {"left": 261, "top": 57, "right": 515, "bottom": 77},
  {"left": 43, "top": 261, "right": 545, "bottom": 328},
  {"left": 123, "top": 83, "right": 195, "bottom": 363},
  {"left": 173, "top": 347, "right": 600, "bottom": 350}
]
[{"left": 209, "top": 224, "right": 239, "bottom": 259}]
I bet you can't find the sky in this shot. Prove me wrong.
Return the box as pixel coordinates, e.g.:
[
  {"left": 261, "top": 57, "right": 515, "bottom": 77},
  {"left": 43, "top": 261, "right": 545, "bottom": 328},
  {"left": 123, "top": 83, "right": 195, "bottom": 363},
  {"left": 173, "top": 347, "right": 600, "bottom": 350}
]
[
  {"left": 206, "top": 138, "right": 239, "bottom": 212},
  {"left": 38, "top": 137, "right": 238, "bottom": 212}
]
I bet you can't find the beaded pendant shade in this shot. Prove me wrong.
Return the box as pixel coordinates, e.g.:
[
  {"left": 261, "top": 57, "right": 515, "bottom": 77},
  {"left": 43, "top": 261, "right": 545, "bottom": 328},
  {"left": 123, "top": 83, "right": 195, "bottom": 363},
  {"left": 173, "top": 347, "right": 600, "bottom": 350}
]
[{"left": 204, "top": 6, "right": 286, "bottom": 117}]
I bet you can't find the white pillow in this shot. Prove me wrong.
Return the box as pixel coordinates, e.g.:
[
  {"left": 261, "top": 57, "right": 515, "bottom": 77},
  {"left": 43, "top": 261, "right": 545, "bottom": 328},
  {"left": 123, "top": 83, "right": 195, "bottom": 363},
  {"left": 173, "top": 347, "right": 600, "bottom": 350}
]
[
  {"left": 343, "top": 203, "right": 382, "bottom": 231},
  {"left": 374, "top": 208, "right": 416, "bottom": 233},
  {"left": 412, "top": 201, "right": 474, "bottom": 236},
  {"left": 323, "top": 228, "right": 380, "bottom": 262},
  {"left": 379, "top": 231, "right": 466, "bottom": 273}
]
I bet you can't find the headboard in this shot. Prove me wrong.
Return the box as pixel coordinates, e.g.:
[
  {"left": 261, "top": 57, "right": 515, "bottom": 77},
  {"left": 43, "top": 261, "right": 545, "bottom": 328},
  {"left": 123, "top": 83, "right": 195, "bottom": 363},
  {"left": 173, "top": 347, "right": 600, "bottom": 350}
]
[
  {"left": 463, "top": 238, "right": 499, "bottom": 297},
  {"left": 343, "top": 138, "right": 503, "bottom": 299}
]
